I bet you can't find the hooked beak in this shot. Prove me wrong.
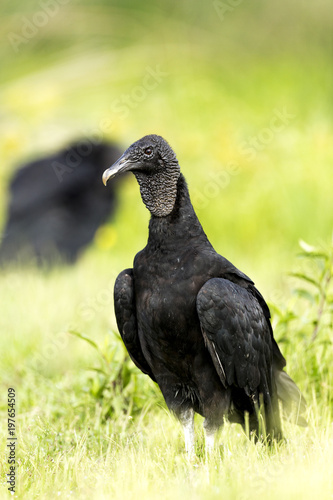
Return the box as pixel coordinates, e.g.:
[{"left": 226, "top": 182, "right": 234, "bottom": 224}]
[{"left": 102, "top": 153, "right": 134, "bottom": 186}]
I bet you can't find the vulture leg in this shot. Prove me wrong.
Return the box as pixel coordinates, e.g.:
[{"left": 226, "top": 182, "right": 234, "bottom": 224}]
[
  {"left": 203, "top": 418, "right": 224, "bottom": 455},
  {"left": 179, "top": 408, "right": 195, "bottom": 457},
  {"left": 204, "top": 426, "right": 217, "bottom": 454}
]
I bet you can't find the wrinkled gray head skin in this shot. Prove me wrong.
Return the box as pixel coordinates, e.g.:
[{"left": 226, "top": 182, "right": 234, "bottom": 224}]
[{"left": 102, "top": 135, "right": 180, "bottom": 217}]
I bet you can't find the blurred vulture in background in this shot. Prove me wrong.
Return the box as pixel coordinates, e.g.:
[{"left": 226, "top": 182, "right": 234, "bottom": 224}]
[{"left": 0, "top": 140, "right": 122, "bottom": 265}]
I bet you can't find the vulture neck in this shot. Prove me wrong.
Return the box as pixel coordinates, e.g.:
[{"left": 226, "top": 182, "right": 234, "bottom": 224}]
[{"left": 147, "top": 174, "right": 210, "bottom": 250}]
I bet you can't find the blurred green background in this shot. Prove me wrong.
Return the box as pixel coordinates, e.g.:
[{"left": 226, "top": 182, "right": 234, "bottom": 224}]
[
  {"left": 1, "top": 2, "right": 333, "bottom": 498},
  {"left": 1, "top": 0, "right": 332, "bottom": 294}
]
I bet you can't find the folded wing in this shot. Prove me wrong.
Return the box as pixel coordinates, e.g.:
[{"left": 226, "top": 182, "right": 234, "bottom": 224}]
[{"left": 114, "top": 269, "right": 156, "bottom": 381}]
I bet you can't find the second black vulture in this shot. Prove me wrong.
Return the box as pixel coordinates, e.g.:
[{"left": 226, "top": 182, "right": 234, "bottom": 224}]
[
  {"left": 102, "top": 134, "right": 306, "bottom": 454},
  {"left": 0, "top": 140, "right": 122, "bottom": 265}
]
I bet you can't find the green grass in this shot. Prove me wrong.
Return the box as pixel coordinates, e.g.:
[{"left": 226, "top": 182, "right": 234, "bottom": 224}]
[
  {"left": 12, "top": 410, "right": 333, "bottom": 500},
  {"left": 1, "top": 0, "right": 333, "bottom": 498},
  {"left": 1, "top": 326, "right": 333, "bottom": 500},
  {"left": 0, "top": 221, "right": 332, "bottom": 500}
]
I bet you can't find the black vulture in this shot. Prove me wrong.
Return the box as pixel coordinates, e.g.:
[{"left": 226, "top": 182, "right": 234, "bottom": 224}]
[
  {"left": 102, "top": 134, "right": 306, "bottom": 454},
  {"left": 0, "top": 140, "right": 122, "bottom": 265}
]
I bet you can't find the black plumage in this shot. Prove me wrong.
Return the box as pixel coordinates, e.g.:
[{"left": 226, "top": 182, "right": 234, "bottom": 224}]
[
  {"left": 103, "top": 134, "right": 306, "bottom": 453},
  {"left": 0, "top": 140, "right": 122, "bottom": 265}
]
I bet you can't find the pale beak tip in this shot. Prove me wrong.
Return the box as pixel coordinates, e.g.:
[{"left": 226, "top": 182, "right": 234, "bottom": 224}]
[
  {"left": 102, "top": 155, "right": 131, "bottom": 186},
  {"left": 102, "top": 169, "right": 110, "bottom": 186}
]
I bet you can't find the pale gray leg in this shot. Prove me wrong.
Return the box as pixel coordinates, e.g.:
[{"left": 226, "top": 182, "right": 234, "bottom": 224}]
[
  {"left": 204, "top": 419, "right": 222, "bottom": 455},
  {"left": 179, "top": 408, "right": 195, "bottom": 456},
  {"left": 204, "top": 427, "right": 216, "bottom": 454}
]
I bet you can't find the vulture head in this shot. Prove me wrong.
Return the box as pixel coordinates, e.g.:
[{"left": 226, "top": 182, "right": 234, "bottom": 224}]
[{"left": 102, "top": 135, "right": 180, "bottom": 217}]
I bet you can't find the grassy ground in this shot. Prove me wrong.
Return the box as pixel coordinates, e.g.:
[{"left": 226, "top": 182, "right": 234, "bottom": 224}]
[
  {"left": 1, "top": 1, "right": 333, "bottom": 498},
  {"left": 0, "top": 253, "right": 332, "bottom": 500}
]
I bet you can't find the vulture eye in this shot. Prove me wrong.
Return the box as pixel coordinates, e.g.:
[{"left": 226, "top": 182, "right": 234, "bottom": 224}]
[{"left": 144, "top": 147, "right": 153, "bottom": 157}]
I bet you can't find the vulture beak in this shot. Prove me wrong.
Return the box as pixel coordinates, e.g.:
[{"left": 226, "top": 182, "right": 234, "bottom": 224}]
[{"left": 102, "top": 153, "right": 134, "bottom": 186}]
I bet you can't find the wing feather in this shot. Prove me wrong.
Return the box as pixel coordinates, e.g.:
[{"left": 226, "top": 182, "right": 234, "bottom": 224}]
[
  {"left": 196, "top": 278, "right": 273, "bottom": 401},
  {"left": 114, "top": 268, "right": 156, "bottom": 381}
]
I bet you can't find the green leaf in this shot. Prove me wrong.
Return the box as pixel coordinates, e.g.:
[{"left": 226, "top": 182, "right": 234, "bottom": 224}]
[
  {"left": 289, "top": 272, "right": 321, "bottom": 289},
  {"left": 86, "top": 367, "right": 108, "bottom": 375},
  {"left": 275, "top": 336, "right": 291, "bottom": 344},
  {"left": 266, "top": 302, "right": 283, "bottom": 317},
  {"left": 278, "top": 311, "right": 298, "bottom": 324},
  {"left": 69, "top": 330, "right": 100, "bottom": 351},
  {"left": 293, "top": 288, "right": 316, "bottom": 303},
  {"left": 109, "top": 329, "right": 122, "bottom": 342},
  {"left": 297, "top": 252, "right": 328, "bottom": 260}
]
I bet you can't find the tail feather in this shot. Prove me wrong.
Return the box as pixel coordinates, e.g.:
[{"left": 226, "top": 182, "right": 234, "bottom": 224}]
[{"left": 275, "top": 370, "right": 307, "bottom": 427}]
